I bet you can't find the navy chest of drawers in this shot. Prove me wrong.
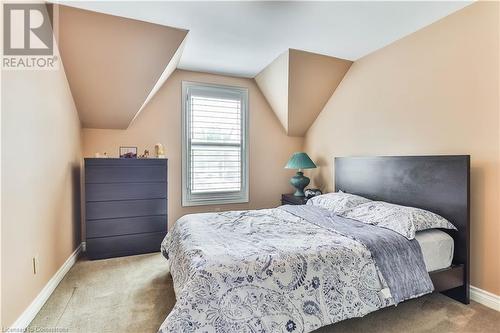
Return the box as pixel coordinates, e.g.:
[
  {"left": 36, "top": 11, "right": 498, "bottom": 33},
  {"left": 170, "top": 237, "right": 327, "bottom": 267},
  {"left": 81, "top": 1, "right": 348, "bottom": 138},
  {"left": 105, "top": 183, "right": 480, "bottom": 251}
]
[{"left": 84, "top": 158, "right": 168, "bottom": 260}]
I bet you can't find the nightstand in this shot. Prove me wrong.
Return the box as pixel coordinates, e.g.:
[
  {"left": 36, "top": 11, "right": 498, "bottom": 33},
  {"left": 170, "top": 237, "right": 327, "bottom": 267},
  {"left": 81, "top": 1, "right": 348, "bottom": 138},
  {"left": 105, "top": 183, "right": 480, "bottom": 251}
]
[{"left": 281, "top": 193, "right": 308, "bottom": 205}]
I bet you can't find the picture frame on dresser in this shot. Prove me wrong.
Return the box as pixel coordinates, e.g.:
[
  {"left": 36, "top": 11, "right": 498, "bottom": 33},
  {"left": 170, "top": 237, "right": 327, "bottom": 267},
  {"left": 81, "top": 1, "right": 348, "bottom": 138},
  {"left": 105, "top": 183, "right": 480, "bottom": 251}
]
[
  {"left": 119, "top": 146, "right": 138, "bottom": 158},
  {"left": 84, "top": 158, "right": 168, "bottom": 260}
]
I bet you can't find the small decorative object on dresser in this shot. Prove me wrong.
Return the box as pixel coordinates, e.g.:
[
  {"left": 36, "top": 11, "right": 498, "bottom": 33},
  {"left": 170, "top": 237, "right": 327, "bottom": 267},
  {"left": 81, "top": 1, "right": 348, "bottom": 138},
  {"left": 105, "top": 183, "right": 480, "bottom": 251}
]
[
  {"left": 281, "top": 193, "right": 308, "bottom": 205},
  {"left": 85, "top": 158, "right": 168, "bottom": 259},
  {"left": 139, "top": 149, "right": 150, "bottom": 158},
  {"left": 284, "top": 152, "right": 317, "bottom": 196},
  {"left": 155, "top": 143, "right": 166, "bottom": 158},
  {"left": 119, "top": 146, "right": 137, "bottom": 158}
]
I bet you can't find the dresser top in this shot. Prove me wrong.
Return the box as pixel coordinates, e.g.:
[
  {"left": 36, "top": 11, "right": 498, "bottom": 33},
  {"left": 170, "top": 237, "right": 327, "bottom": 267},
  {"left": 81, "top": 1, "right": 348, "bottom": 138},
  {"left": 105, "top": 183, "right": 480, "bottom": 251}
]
[
  {"left": 85, "top": 158, "right": 167, "bottom": 160},
  {"left": 84, "top": 158, "right": 167, "bottom": 166}
]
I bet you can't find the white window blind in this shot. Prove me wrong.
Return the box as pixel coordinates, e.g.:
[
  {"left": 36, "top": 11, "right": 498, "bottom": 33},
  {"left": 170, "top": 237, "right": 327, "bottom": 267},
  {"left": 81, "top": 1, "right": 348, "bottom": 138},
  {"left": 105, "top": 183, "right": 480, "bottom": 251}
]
[{"left": 182, "top": 82, "right": 248, "bottom": 206}]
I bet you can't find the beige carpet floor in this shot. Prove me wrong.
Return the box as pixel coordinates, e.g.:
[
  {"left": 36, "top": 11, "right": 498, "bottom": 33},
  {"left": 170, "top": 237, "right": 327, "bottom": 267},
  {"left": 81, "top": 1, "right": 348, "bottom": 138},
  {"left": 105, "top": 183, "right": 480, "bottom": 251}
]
[{"left": 29, "top": 253, "right": 500, "bottom": 333}]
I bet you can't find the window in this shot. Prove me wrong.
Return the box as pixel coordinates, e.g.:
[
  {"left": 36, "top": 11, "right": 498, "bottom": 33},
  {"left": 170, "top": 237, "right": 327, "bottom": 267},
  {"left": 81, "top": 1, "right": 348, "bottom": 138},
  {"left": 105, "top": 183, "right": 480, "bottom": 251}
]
[{"left": 182, "top": 81, "right": 249, "bottom": 206}]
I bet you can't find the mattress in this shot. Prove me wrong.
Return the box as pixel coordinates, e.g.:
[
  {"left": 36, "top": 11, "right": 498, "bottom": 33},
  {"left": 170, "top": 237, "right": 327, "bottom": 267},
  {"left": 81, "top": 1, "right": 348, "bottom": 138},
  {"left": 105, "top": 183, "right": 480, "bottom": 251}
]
[{"left": 415, "top": 229, "right": 454, "bottom": 272}]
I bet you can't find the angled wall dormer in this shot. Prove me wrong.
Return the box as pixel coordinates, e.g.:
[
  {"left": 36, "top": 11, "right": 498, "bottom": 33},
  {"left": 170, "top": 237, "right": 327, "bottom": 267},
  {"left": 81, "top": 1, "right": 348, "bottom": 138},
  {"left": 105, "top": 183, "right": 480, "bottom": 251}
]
[
  {"left": 57, "top": 5, "right": 188, "bottom": 129},
  {"left": 255, "top": 49, "right": 352, "bottom": 137}
]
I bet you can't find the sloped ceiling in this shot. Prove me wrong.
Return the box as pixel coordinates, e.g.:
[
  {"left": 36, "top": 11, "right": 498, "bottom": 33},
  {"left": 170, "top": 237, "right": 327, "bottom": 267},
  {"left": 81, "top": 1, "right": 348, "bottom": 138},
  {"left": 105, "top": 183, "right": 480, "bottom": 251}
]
[
  {"left": 57, "top": 5, "right": 188, "bottom": 129},
  {"left": 60, "top": 1, "right": 472, "bottom": 77},
  {"left": 256, "top": 49, "right": 352, "bottom": 137},
  {"left": 56, "top": 2, "right": 470, "bottom": 132},
  {"left": 254, "top": 51, "right": 290, "bottom": 132}
]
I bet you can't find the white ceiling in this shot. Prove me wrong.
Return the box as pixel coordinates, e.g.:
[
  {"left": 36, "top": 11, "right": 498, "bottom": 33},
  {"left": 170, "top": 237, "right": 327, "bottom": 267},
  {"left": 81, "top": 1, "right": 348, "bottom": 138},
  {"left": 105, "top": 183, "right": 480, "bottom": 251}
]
[{"left": 60, "top": 1, "right": 472, "bottom": 78}]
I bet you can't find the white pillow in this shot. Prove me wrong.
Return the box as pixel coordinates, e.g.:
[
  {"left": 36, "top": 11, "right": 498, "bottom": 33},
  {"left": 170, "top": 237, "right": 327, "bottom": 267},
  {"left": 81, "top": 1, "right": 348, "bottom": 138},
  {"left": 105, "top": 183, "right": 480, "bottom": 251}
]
[
  {"left": 340, "top": 201, "right": 457, "bottom": 240},
  {"left": 306, "top": 192, "right": 371, "bottom": 214}
]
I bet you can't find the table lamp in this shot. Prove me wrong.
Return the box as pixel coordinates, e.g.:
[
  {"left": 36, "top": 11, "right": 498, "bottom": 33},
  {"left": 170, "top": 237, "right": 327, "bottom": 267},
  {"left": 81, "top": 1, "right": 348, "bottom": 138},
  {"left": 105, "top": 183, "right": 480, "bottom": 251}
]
[{"left": 285, "top": 152, "right": 317, "bottom": 196}]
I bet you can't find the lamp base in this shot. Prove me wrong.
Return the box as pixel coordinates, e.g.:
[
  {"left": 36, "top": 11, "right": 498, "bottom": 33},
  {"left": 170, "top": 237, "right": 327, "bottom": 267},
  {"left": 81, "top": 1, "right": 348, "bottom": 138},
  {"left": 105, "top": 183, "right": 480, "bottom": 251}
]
[{"left": 290, "top": 171, "right": 310, "bottom": 197}]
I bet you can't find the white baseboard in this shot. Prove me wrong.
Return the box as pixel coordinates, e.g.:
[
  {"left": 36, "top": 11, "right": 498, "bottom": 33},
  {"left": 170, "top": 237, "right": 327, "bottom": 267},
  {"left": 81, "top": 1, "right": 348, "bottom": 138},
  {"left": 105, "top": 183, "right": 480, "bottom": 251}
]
[
  {"left": 9, "top": 243, "right": 83, "bottom": 330},
  {"left": 471, "top": 285, "right": 500, "bottom": 312}
]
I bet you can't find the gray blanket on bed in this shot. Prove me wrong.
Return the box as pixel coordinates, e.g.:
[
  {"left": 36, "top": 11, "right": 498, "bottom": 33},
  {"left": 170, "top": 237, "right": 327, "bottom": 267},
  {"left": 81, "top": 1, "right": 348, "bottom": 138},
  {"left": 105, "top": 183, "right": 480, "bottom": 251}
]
[{"left": 281, "top": 204, "right": 434, "bottom": 304}]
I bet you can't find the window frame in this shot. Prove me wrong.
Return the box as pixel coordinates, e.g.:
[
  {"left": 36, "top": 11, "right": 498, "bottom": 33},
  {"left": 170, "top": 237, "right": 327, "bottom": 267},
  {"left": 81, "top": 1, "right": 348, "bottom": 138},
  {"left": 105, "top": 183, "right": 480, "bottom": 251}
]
[{"left": 181, "top": 81, "right": 249, "bottom": 207}]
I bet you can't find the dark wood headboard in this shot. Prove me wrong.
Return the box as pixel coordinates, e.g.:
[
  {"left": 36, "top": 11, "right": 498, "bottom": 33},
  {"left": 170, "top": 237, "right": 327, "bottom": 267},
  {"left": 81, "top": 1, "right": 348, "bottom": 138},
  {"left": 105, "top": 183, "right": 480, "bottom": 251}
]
[{"left": 334, "top": 155, "right": 470, "bottom": 302}]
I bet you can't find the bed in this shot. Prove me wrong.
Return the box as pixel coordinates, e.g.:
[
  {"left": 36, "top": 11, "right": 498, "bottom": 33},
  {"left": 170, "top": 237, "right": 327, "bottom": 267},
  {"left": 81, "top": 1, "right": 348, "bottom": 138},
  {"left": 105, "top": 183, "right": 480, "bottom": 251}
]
[{"left": 159, "top": 155, "right": 470, "bottom": 333}]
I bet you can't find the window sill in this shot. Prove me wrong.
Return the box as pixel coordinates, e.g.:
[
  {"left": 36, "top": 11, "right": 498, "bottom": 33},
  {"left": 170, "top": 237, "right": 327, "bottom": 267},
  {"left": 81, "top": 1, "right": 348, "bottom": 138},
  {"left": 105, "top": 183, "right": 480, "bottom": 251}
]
[{"left": 182, "top": 195, "right": 249, "bottom": 207}]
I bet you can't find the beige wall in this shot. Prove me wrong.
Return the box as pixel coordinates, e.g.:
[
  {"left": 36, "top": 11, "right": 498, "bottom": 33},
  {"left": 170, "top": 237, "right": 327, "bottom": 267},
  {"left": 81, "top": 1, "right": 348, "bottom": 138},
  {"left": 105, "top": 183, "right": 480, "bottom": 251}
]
[
  {"left": 1, "top": 60, "right": 82, "bottom": 325},
  {"left": 83, "top": 69, "right": 304, "bottom": 230},
  {"left": 304, "top": 2, "right": 500, "bottom": 295}
]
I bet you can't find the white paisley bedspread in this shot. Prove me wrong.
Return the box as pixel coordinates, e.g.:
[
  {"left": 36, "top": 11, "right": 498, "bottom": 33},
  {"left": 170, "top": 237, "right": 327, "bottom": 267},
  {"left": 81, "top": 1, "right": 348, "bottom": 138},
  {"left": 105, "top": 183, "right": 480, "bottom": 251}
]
[{"left": 158, "top": 207, "right": 402, "bottom": 333}]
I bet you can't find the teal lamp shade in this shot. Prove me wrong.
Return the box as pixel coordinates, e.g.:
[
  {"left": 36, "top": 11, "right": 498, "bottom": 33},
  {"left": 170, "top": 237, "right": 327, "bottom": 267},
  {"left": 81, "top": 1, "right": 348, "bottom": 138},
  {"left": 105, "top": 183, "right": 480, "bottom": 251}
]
[
  {"left": 285, "top": 152, "right": 317, "bottom": 170},
  {"left": 285, "top": 152, "right": 316, "bottom": 197}
]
